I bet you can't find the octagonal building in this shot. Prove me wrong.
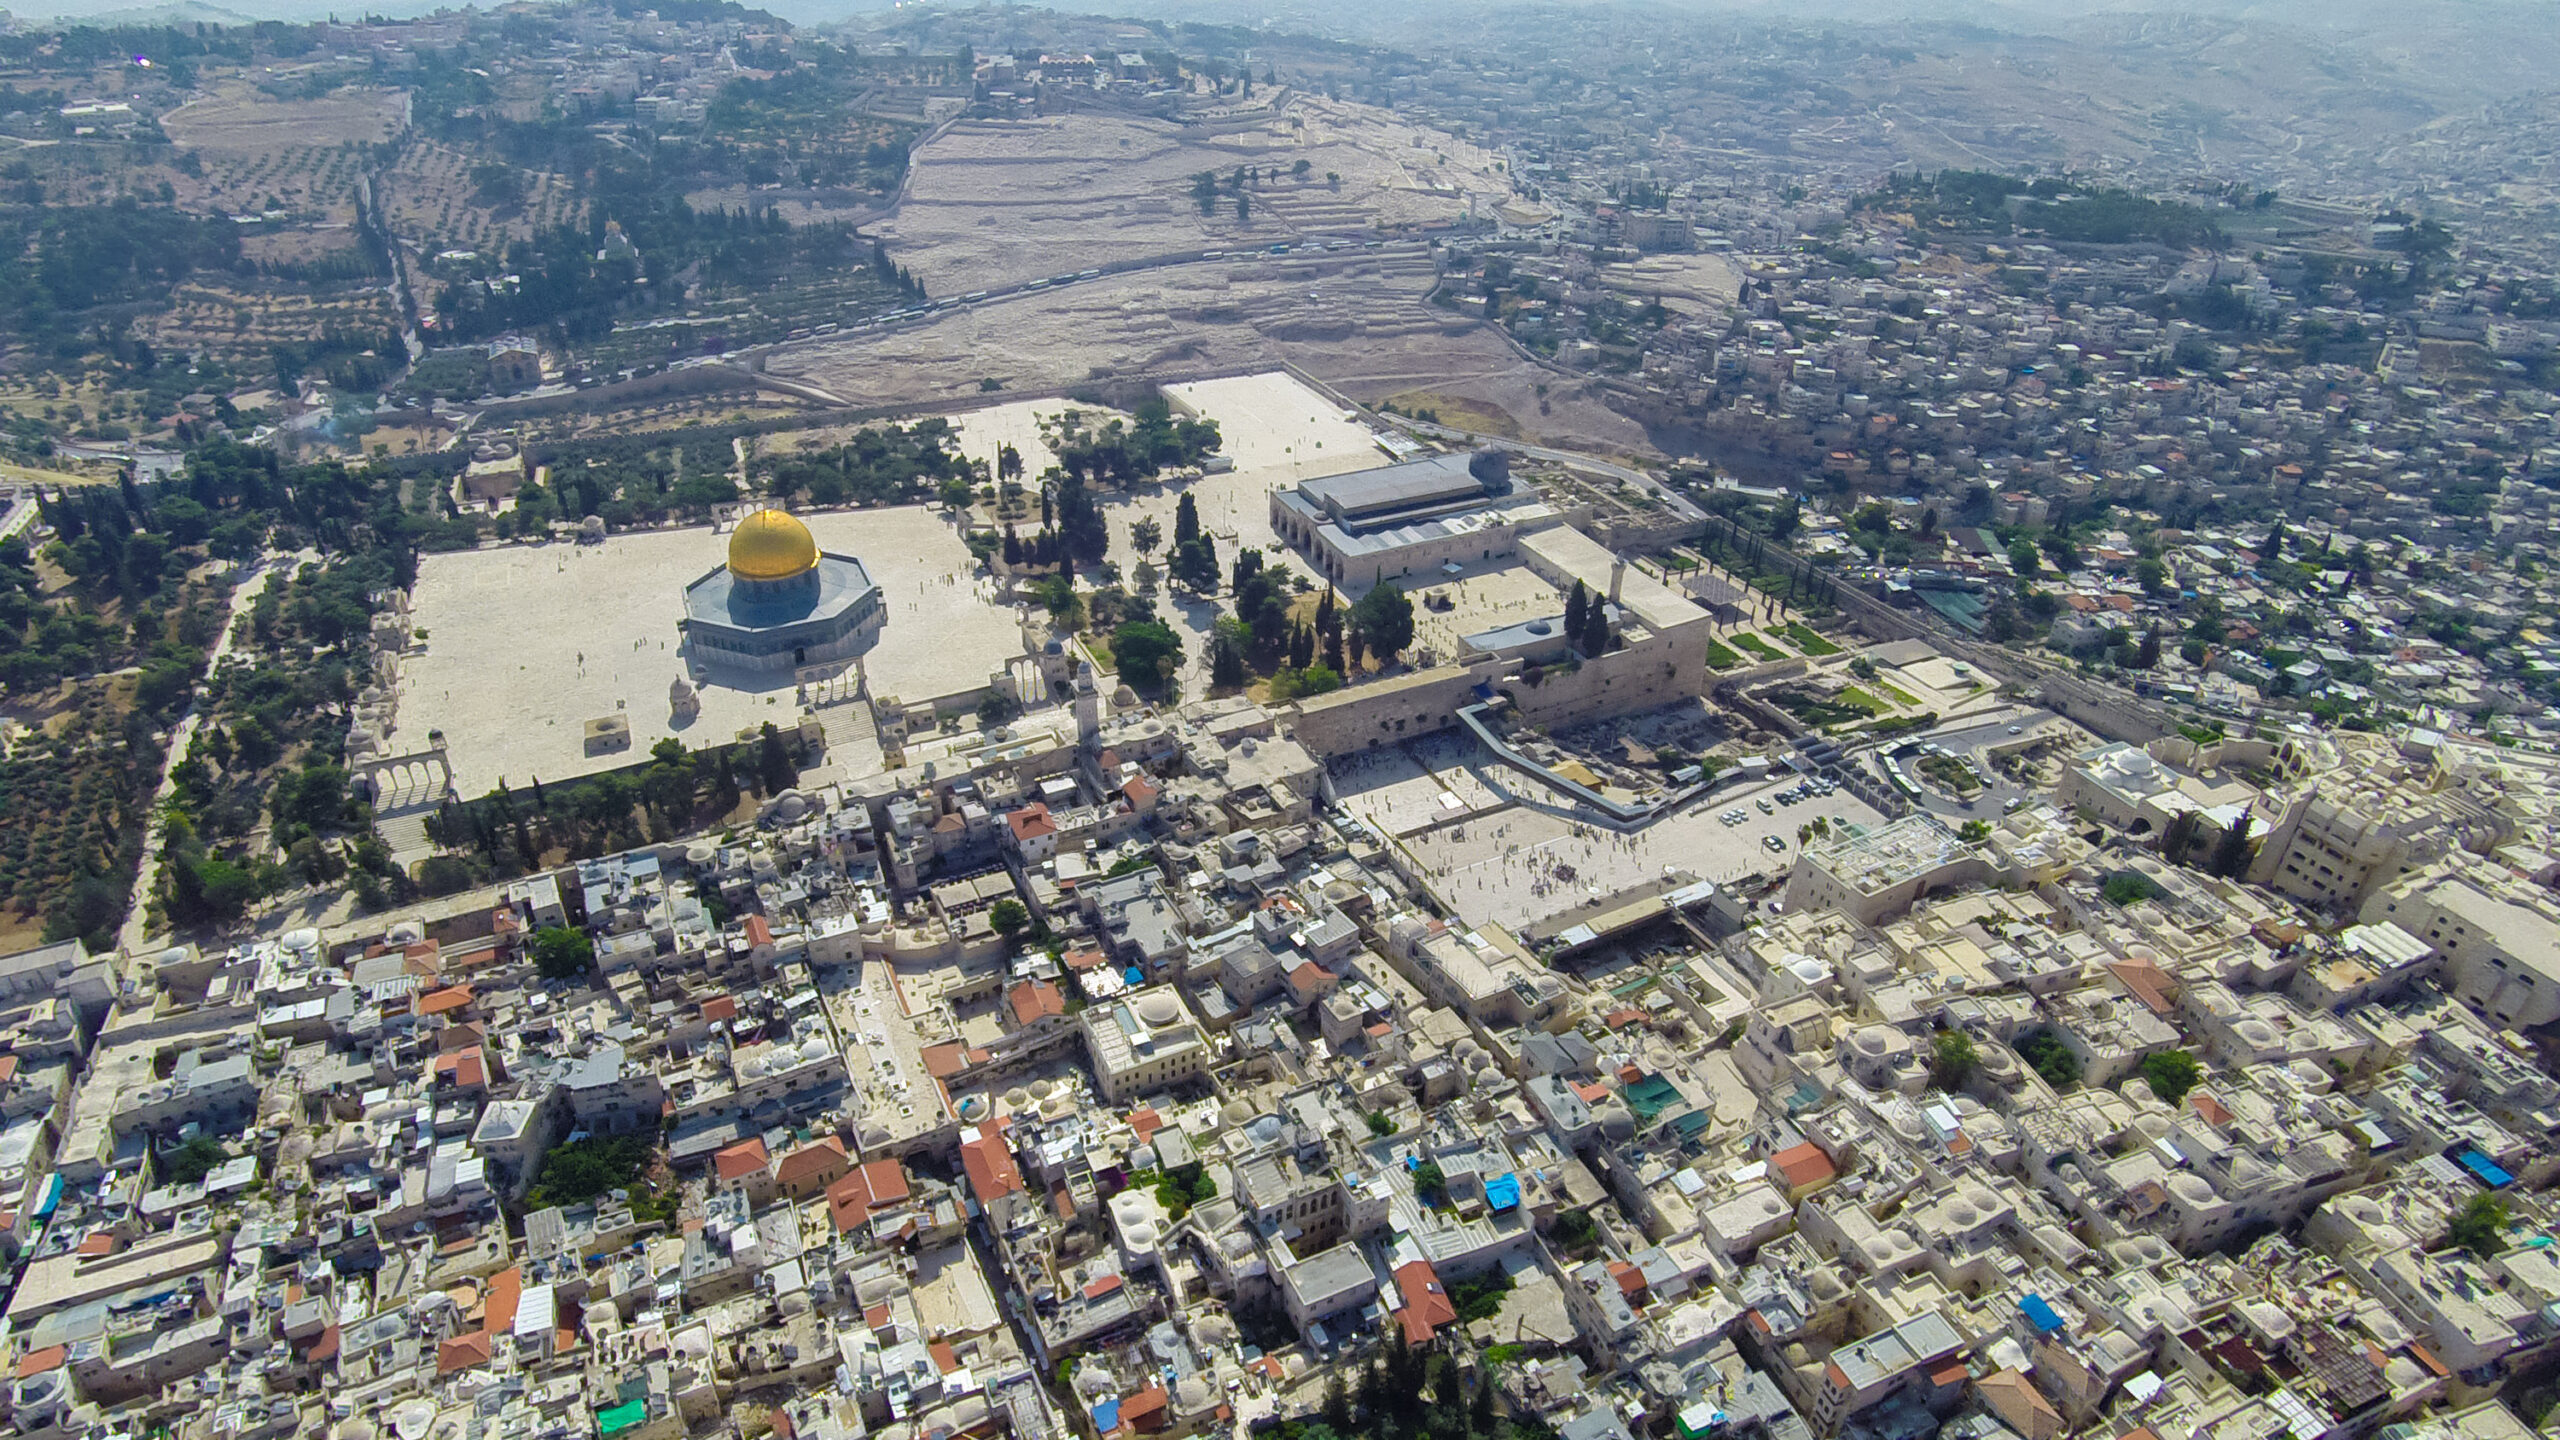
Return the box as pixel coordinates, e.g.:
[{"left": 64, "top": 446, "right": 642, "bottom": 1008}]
[{"left": 680, "top": 509, "right": 882, "bottom": 675}]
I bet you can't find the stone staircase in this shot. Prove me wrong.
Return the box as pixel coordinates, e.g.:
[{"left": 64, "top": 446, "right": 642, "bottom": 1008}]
[{"left": 378, "top": 806, "right": 439, "bottom": 868}]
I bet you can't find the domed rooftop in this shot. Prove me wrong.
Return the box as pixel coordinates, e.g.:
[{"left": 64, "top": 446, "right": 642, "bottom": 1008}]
[{"left": 729, "top": 508, "right": 819, "bottom": 580}]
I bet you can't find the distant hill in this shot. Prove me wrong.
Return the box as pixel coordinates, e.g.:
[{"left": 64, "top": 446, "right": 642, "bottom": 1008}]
[{"left": 6, "top": 0, "right": 263, "bottom": 23}]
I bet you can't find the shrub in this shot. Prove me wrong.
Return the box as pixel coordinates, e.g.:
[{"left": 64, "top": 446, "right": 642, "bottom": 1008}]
[
  {"left": 2139, "top": 1049, "right": 2202, "bottom": 1106},
  {"left": 160, "top": 1135, "right": 229, "bottom": 1185},
  {"left": 2103, "top": 870, "right": 2164, "bottom": 907},
  {"left": 532, "top": 925, "right": 594, "bottom": 980},
  {"left": 1931, "top": 1030, "right": 1978, "bottom": 1088},
  {"left": 2014, "top": 1028, "right": 2080, "bottom": 1088}
]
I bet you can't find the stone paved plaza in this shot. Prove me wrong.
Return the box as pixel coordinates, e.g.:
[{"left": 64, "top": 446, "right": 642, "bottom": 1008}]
[{"left": 401, "top": 506, "right": 1027, "bottom": 794}]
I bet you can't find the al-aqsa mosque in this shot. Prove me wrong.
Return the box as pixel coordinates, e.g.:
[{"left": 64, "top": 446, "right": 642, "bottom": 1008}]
[{"left": 679, "top": 508, "right": 883, "bottom": 675}]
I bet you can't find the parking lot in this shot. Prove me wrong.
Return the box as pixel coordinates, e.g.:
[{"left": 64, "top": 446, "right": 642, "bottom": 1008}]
[{"left": 1882, "top": 707, "right": 2069, "bottom": 820}]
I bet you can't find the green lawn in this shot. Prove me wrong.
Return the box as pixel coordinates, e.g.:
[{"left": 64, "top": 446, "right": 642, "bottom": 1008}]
[
  {"left": 1837, "top": 686, "right": 1891, "bottom": 716},
  {"left": 1880, "top": 683, "right": 1921, "bottom": 707},
  {"left": 1731, "top": 633, "right": 1784, "bottom": 662},
  {"left": 1783, "top": 623, "right": 1841, "bottom": 656},
  {"left": 1704, "top": 639, "right": 1741, "bottom": 670}
]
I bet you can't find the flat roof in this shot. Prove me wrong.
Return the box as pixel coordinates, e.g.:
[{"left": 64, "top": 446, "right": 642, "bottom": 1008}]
[
  {"left": 7, "top": 1234, "right": 226, "bottom": 1323},
  {"left": 1297, "top": 453, "right": 1494, "bottom": 522}
]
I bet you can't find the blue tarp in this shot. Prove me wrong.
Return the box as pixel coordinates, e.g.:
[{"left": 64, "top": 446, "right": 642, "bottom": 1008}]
[
  {"left": 1124, "top": 967, "right": 1146, "bottom": 987},
  {"left": 1485, "top": 1172, "right": 1521, "bottom": 1212},
  {"left": 2021, "top": 1293, "right": 2064, "bottom": 1334},
  {"left": 1092, "top": 1400, "right": 1120, "bottom": 1431},
  {"left": 2460, "top": 1149, "right": 2514, "bottom": 1188}
]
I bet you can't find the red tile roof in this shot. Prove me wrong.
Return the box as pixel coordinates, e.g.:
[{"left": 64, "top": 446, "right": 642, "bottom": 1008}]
[
  {"left": 1393, "top": 1260, "right": 1458, "bottom": 1346},
  {"left": 827, "top": 1156, "right": 913, "bottom": 1231},
  {"left": 1608, "top": 1260, "right": 1647, "bottom": 1300},
  {"left": 13, "top": 1346, "right": 63, "bottom": 1378},
  {"left": 2106, "top": 958, "right": 2178, "bottom": 1016},
  {"left": 485, "top": 1267, "right": 522, "bottom": 1335},
  {"left": 1008, "top": 804, "right": 1057, "bottom": 843},
  {"left": 744, "top": 915, "right": 774, "bottom": 948},
  {"left": 960, "top": 1127, "right": 1024, "bottom": 1205},
  {"left": 1083, "top": 1273, "right": 1125, "bottom": 1300},
  {"left": 1008, "top": 979, "right": 1066, "bottom": 1026},
  {"left": 1128, "top": 1108, "right": 1164, "bottom": 1142},
  {"left": 1120, "top": 1385, "right": 1168, "bottom": 1425},
  {"left": 702, "top": 995, "right": 739, "bottom": 1023},
  {"left": 1772, "top": 1141, "right": 1837, "bottom": 1191},
  {"left": 827, "top": 1174, "right": 873, "bottom": 1232},
  {"left": 2189, "top": 1091, "right": 2234, "bottom": 1127},
  {"left": 714, "top": 1138, "right": 771, "bottom": 1182},
  {"left": 774, "top": 1136, "right": 847, "bottom": 1188},
  {"left": 861, "top": 1158, "right": 910, "bottom": 1205},
  {"left": 437, "top": 1332, "right": 492, "bottom": 1375},
  {"left": 417, "top": 986, "right": 474, "bottom": 1016},
  {"left": 433, "top": 1047, "right": 487, "bottom": 1089}
]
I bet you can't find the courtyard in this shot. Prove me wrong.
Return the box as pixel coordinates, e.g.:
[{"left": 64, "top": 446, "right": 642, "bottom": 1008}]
[
  {"left": 400, "top": 505, "right": 1027, "bottom": 795},
  {"left": 1342, "top": 736, "right": 1888, "bottom": 934}
]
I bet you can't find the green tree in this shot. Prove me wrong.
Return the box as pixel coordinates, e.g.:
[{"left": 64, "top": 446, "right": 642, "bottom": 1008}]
[
  {"left": 1409, "top": 1160, "right": 1447, "bottom": 1202},
  {"left": 989, "top": 899, "right": 1030, "bottom": 943},
  {"left": 1931, "top": 1029, "right": 1978, "bottom": 1088},
  {"left": 1130, "top": 516, "right": 1163, "bottom": 554},
  {"left": 2139, "top": 1049, "right": 2202, "bottom": 1106},
  {"left": 2208, "top": 814, "right": 2256, "bottom": 879},
  {"left": 160, "top": 1135, "right": 229, "bottom": 1185},
  {"left": 757, "top": 721, "right": 797, "bottom": 795},
  {"left": 2104, "top": 870, "right": 2164, "bottom": 907},
  {"left": 1364, "top": 1110, "right": 1394, "bottom": 1137},
  {"left": 1110, "top": 620, "right": 1181, "bottom": 690},
  {"left": 527, "top": 1133, "right": 653, "bottom": 1208},
  {"left": 2446, "top": 1191, "right": 2512, "bottom": 1259},
  {"left": 2014, "top": 1028, "right": 2081, "bottom": 1088},
  {"left": 2007, "top": 538, "right": 2041, "bottom": 578},
  {"left": 1551, "top": 1207, "right": 1601, "bottom": 1252},
  {"left": 1210, "top": 637, "right": 1247, "bottom": 690},
  {"left": 531, "top": 925, "right": 593, "bottom": 981},
  {"left": 1351, "top": 582, "right": 1416, "bottom": 663}
]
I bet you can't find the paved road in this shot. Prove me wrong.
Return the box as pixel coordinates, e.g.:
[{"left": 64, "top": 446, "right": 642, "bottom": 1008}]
[
  {"left": 738, "top": 238, "right": 1437, "bottom": 366},
  {"left": 1395, "top": 415, "right": 1704, "bottom": 522},
  {"left": 1884, "top": 707, "right": 2063, "bottom": 820},
  {"left": 119, "top": 550, "right": 309, "bottom": 954}
]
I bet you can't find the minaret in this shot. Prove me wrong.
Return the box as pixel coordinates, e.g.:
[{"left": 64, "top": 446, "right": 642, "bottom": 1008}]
[{"left": 1074, "top": 660, "right": 1102, "bottom": 750}]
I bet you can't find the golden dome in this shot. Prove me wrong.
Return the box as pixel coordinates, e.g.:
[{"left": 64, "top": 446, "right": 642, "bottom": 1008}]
[{"left": 727, "top": 509, "right": 818, "bottom": 580}]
